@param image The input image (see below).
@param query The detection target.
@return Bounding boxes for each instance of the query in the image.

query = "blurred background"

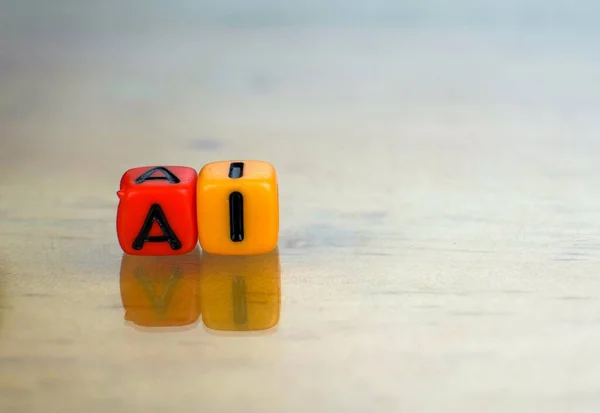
[2,1,599,174]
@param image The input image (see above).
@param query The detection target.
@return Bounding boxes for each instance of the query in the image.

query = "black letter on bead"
[133,204,182,251]
[229,192,244,242]
[228,162,244,179]
[135,167,180,184]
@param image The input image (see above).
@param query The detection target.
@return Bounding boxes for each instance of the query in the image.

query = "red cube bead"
[116,166,198,256]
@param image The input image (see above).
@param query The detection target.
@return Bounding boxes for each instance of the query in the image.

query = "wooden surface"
[2,2,600,412]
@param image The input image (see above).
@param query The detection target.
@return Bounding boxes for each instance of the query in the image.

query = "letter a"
[135,167,180,184]
[133,204,182,251]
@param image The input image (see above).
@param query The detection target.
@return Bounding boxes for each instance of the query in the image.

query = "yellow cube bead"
[197,160,279,255]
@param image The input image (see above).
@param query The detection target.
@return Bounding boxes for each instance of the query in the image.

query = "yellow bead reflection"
[200,249,280,332]
[119,248,202,328]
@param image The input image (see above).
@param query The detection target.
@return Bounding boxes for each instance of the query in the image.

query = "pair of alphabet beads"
[116,161,278,256]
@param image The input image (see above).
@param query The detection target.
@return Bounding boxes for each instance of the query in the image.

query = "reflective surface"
[200,249,281,333]
[119,249,202,330]
[118,248,280,332]
[2,2,600,412]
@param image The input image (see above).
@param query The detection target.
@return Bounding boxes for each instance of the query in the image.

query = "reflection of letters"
[200,250,281,332]
[134,267,182,316]
[133,204,181,251]
[119,249,202,328]
[232,276,248,325]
